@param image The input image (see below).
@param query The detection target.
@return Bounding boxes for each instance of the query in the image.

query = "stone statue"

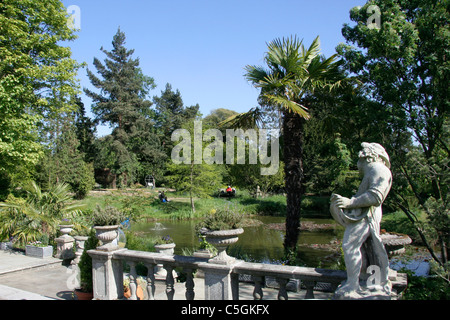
[330,142,392,299]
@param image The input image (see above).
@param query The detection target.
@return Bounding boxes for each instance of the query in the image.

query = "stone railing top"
[107,248,347,283]
[233,261,347,283]
[112,249,209,268]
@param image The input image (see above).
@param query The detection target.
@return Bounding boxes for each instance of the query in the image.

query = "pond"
[129,216,345,268]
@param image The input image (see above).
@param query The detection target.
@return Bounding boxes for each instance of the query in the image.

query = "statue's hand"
[332,195,353,209]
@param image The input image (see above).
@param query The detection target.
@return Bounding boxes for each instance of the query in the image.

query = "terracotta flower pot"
[74,289,93,300]
[124,285,144,300]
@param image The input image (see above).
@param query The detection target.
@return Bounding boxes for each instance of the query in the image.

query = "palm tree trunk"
[282,110,305,257]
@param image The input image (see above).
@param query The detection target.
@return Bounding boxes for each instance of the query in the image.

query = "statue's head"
[358,142,390,169]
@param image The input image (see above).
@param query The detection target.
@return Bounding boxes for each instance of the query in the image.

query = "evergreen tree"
[74,97,97,163]
[35,115,95,199]
[153,83,200,155]
[85,27,155,131]
[84,27,163,187]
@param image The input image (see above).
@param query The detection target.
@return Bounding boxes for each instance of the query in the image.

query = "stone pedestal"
[88,249,125,300]
[199,262,239,300]
[56,225,75,260]
[55,235,75,260]
[193,250,214,278]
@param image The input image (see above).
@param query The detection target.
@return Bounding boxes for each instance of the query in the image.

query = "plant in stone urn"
[153,235,176,279]
[154,235,175,253]
[195,207,244,265]
[91,205,127,252]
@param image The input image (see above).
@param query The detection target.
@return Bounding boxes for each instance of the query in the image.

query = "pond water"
[129,216,345,268]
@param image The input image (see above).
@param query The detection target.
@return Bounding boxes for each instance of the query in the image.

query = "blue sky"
[62,0,365,137]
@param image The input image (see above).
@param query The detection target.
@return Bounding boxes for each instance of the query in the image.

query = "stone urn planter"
[154,242,176,280]
[72,235,89,265]
[381,232,412,257]
[202,228,244,265]
[154,242,176,255]
[91,205,127,252]
[59,224,74,236]
[94,225,120,252]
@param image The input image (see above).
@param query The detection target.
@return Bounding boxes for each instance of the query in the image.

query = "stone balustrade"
[87,248,360,300]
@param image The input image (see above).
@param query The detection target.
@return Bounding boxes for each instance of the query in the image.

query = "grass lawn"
[75,187,332,222]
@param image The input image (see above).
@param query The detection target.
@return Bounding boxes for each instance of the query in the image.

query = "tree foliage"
[0,0,81,178]
[337,0,449,266]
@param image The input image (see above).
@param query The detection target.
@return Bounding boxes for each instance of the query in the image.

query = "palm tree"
[0,182,84,245]
[223,36,345,259]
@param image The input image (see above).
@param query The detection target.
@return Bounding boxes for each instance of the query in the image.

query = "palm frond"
[263,94,310,119]
[301,35,321,66]
[244,35,349,120]
[244,65,270,86]
[219,107,264,129]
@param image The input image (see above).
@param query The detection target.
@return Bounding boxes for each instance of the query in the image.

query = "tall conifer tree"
[85,28,163,187]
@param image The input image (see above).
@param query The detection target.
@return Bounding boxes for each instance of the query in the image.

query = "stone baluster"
[164,264,175,300]
[303,280,316,299]
[128,261,138,300]
[252,276,264,300]
[276,278,288,300]
[231,273,240,300]
[184,268,195,300]
[145,262,156,300]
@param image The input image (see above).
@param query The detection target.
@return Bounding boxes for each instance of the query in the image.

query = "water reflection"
[130,216,344,268]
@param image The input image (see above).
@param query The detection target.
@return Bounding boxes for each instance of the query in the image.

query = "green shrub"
[78,229,99,292]
[402,269,449,300]
[91,205,127,226]
[71,162,95,200]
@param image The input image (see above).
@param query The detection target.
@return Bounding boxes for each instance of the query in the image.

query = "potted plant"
[91,205,127,252]
[74,229,98,300]
[0,236,12,251]
[153,235,176,279]
[195,207,244,265]
[154,235,175,254]
[123,276,145,300]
